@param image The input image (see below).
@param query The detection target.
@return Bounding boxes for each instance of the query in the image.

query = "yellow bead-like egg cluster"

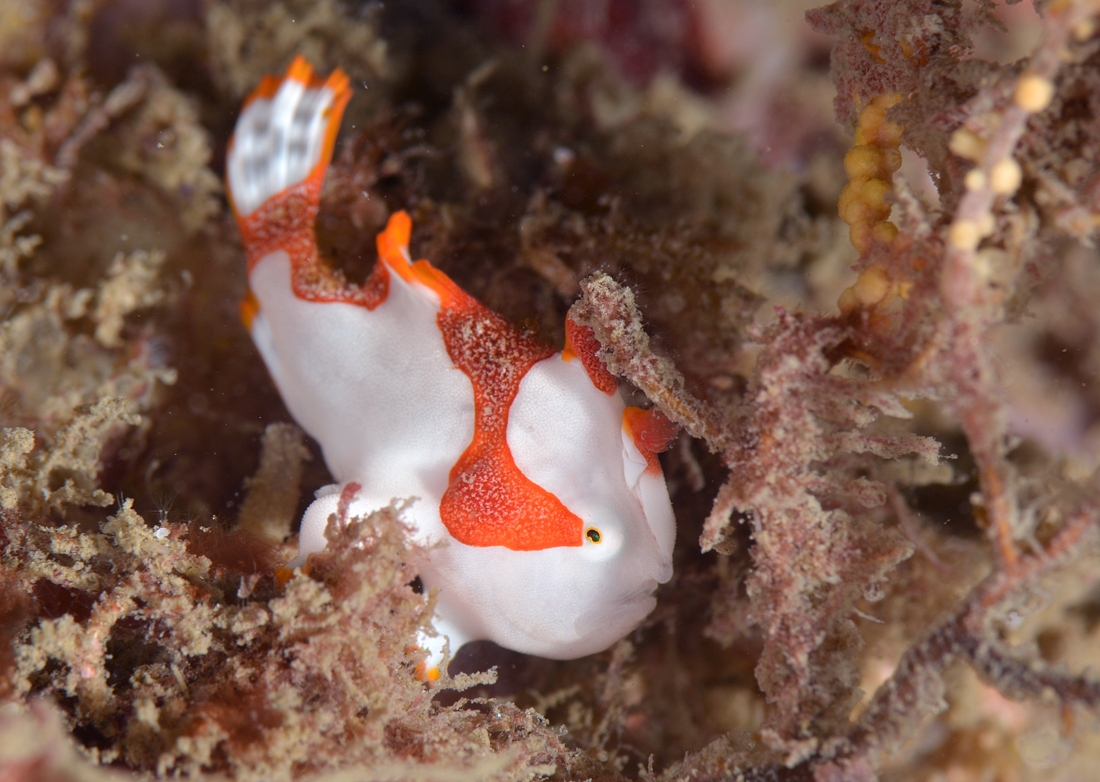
[838,93,904,256]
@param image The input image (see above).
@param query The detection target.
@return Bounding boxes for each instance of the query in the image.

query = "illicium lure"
[226,57,677,671]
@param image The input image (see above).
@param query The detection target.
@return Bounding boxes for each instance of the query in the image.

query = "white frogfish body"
[226,58,677,670]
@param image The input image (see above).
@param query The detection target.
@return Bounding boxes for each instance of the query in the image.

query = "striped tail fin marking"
[227,55,351,222]
[228,58,392,317]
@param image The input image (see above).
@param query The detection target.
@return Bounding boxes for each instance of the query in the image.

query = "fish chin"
[653,554,673,584]
[572,580,659,640]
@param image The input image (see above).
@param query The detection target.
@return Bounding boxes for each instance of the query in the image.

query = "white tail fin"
[226,57,351,218]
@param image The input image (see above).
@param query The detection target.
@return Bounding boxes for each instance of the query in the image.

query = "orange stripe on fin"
[376,210,412,268]
[377,211,466,307]
[285,54,314,85]
[279,56,353,195]
[242,55,351,115]
[241,74,284,108]
[314,66,352,186]
[240,288,261,330]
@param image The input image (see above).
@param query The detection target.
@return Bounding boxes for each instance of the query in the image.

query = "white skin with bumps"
[227,61,676,668]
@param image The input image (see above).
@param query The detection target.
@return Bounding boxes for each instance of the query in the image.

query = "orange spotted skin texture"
[369,212,585,550]
[437,297,583,550]
[622,407,679,475]
[563,319,618,396]
[239,176,392,310]
[227,57,677,664]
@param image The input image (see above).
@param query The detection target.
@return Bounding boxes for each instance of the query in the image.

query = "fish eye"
[585,527,602,544]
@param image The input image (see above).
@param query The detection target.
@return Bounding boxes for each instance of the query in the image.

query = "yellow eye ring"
[585,527,602,544]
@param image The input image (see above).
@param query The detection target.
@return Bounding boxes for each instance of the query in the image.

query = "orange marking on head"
[438,294,583,549]
[858,29,887,64]
[372,213,583,549]
[240,288,261,330]
[623,407,678,475]
[374,211,582,550]
[563,317,617,395]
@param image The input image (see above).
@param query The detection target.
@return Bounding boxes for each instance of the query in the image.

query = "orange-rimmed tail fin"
[226,56,353,222]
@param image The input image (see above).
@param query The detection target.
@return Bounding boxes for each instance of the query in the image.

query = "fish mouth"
[573,580,659,638]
